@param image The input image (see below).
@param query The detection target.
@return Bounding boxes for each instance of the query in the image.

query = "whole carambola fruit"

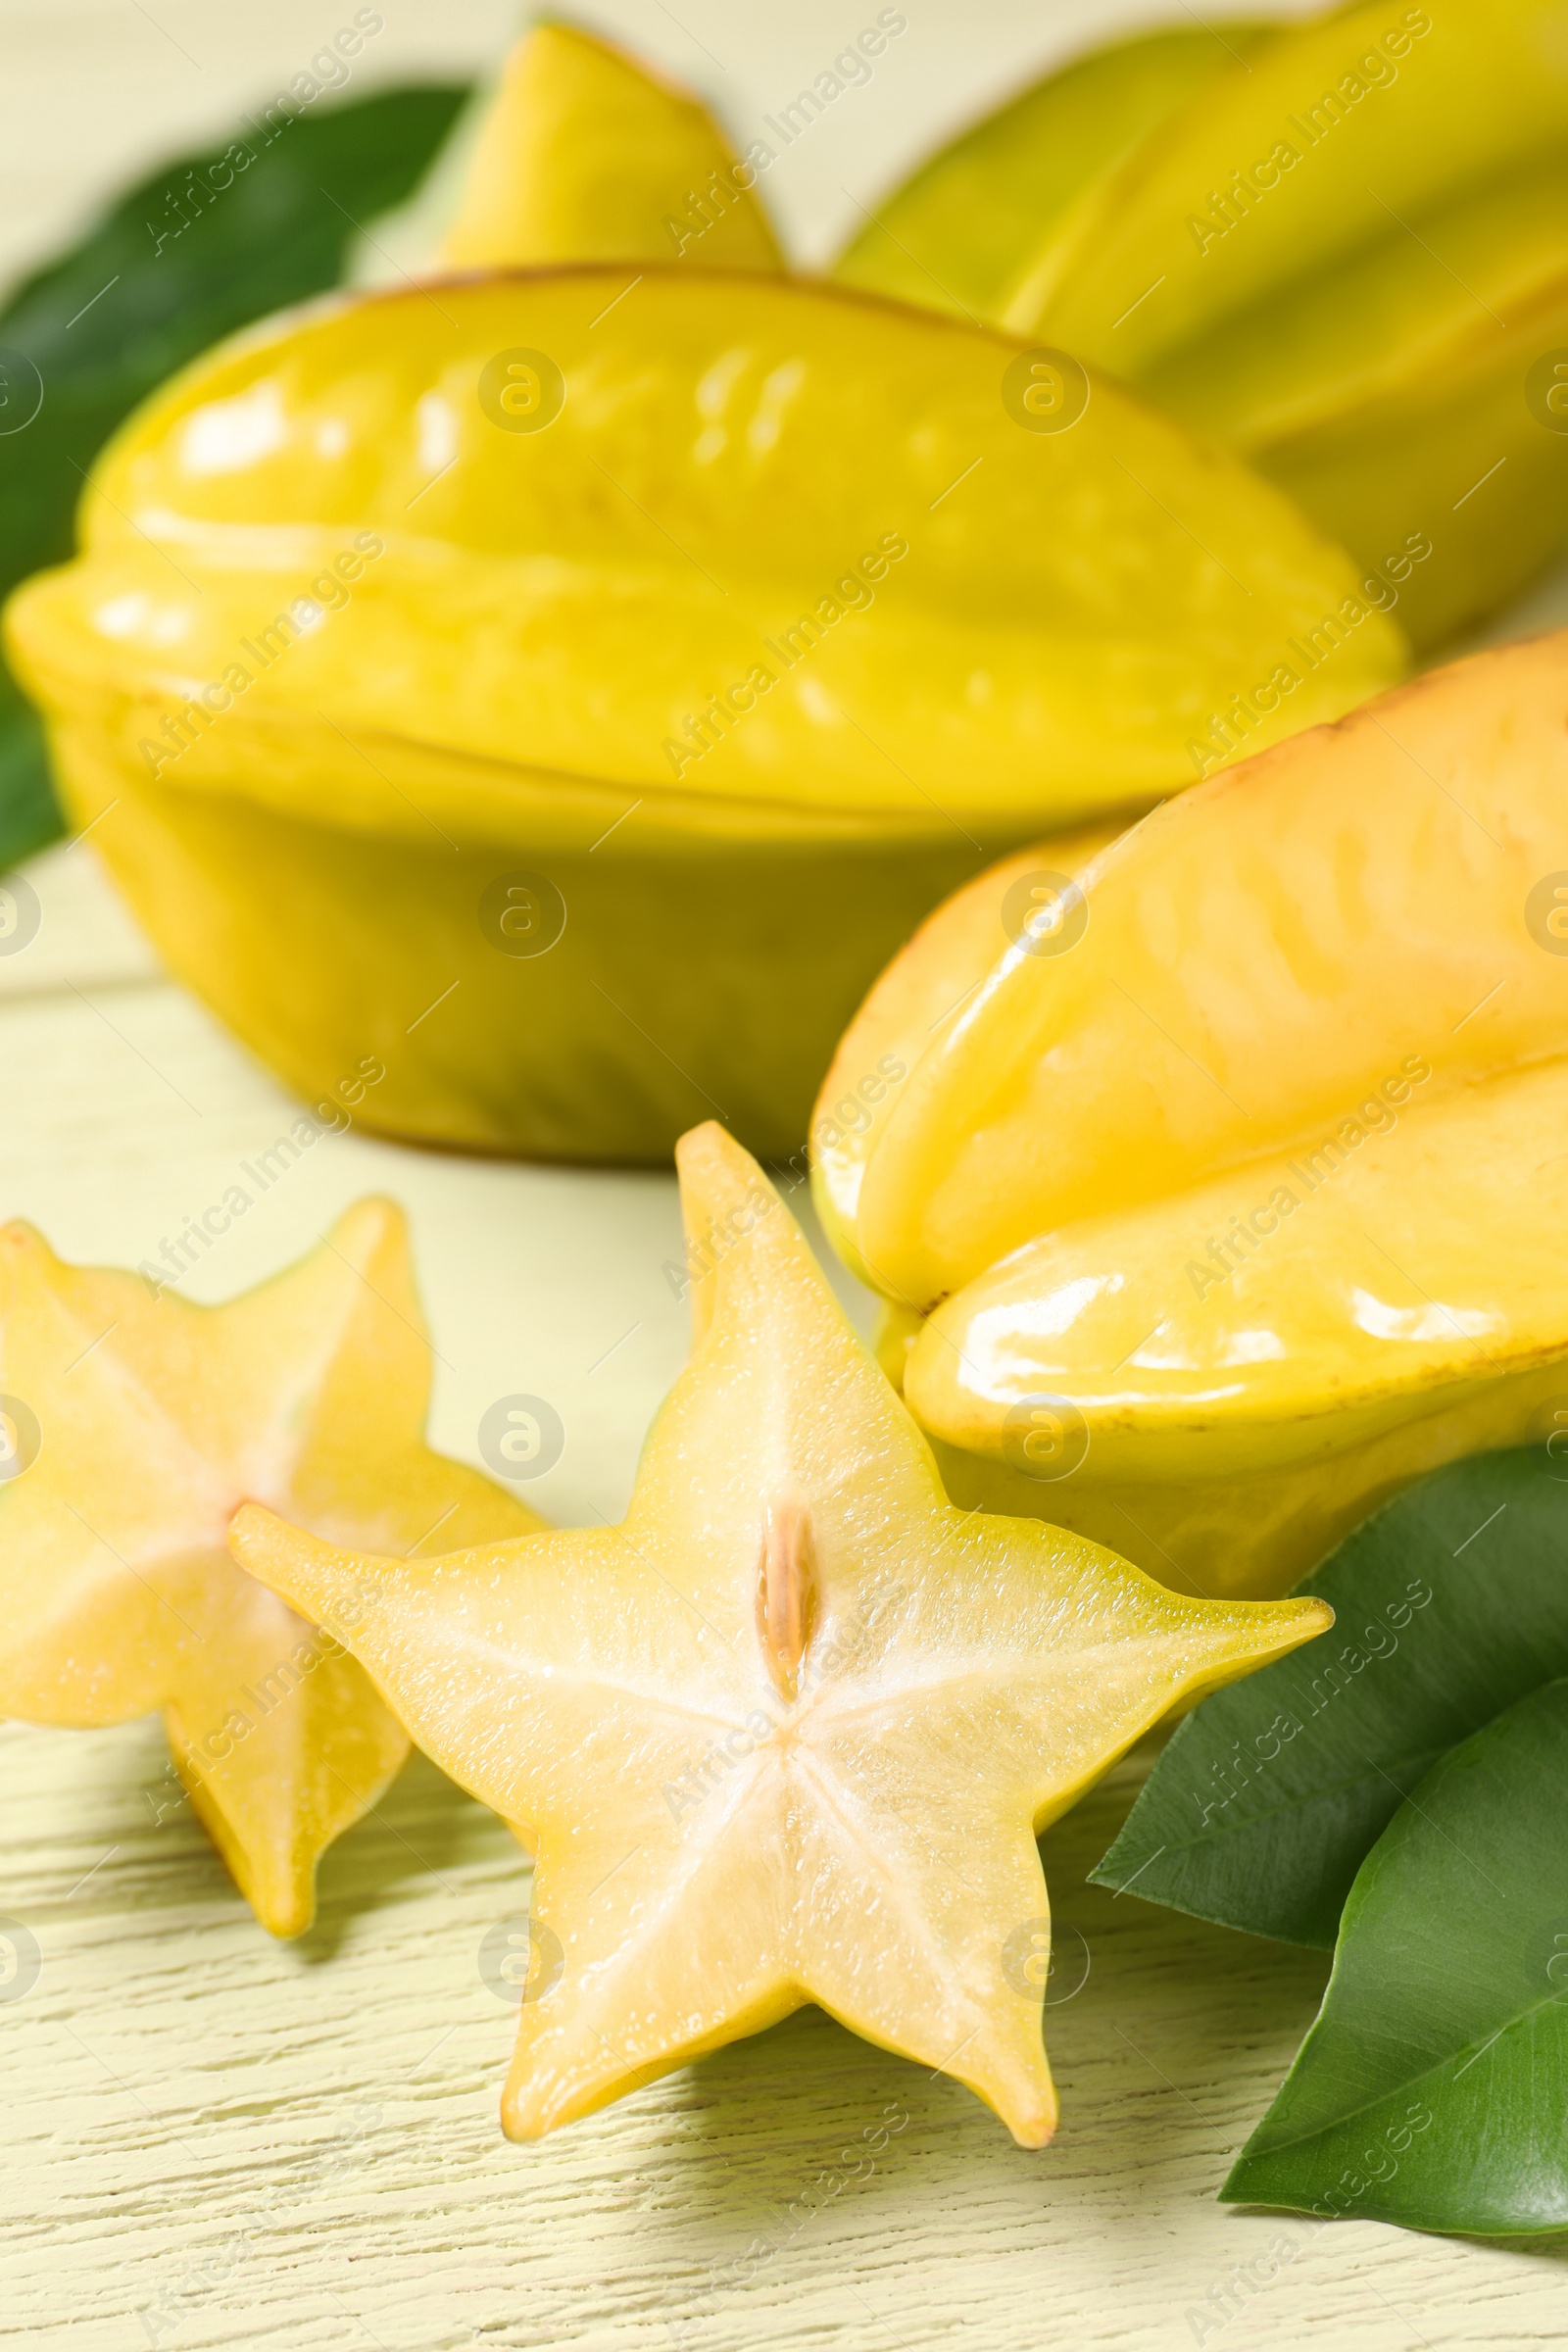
[834,19,1280,323]
[838,0,1568,652]
[4,269,1398,1164]
[814,631,1568,1598]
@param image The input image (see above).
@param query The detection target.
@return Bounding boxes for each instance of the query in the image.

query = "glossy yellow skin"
[6,271,1399,1163]
[840,0,1568,648]
[926,1373,1568,1603]
[441,23,783,274]
[0,1201,541,1935]
[1027,0,1568,368]
[232,1126,1326,2140]
[834,21,1277,320]
[819,630,1568,1596]
[858,633,1568,1309]
[876,1324,1568,1603]
[912,1060,1568,1482]
[810,818,1131,1287]
[1137,156,1568,652]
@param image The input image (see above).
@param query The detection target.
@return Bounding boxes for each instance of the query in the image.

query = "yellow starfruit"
[0,1200,541,1934]
[230,1125,1327,2140]
[5,267,1400,1164]
[810,817,1128,1288]
[837,0,1568,649]
[816,629,1568,1597]
[441,22,783,274]
[834,20,1278,321]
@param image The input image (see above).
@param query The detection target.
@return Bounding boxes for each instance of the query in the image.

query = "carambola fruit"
[837,0,1568,649]
[0,1201,541,1933]
[816,630,1568,1597]
[231,1126,1328,2137]
[5,266,1400,1163]
[439,22,783,276]
[834,20,1278,323]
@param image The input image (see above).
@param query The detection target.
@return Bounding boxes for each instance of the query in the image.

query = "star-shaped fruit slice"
[233,1129,1327,2138]
[0,1200,542,1935]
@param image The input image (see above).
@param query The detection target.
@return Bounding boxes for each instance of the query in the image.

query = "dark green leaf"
[0,79,467,861]
[1091,1446,1568,1946]
[1222,1679,1568,2234]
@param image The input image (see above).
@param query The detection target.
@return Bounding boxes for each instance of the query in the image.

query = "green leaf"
[0,79,468,864]
[0,669,56,870]
[1091,1446,1568,1947]
[1223,1679,1568,2234]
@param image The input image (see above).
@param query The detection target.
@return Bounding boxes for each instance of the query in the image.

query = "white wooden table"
[4,5,1568,2345]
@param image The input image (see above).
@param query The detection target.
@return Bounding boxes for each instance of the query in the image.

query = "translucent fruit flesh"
[0,1200,541,1934]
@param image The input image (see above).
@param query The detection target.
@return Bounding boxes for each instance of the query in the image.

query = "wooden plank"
[1,1726,1554,2349]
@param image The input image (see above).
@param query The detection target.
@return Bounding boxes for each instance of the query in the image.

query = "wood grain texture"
[3,1719,1560,2351]
[5,3,1568,2343]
